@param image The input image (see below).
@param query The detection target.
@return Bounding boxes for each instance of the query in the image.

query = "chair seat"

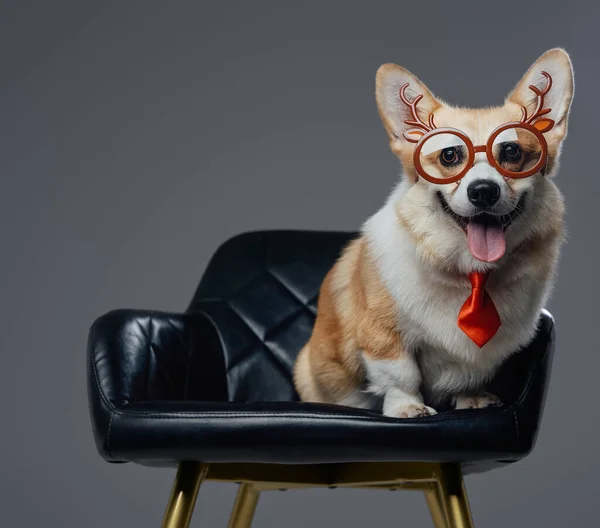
[87,230,555,474]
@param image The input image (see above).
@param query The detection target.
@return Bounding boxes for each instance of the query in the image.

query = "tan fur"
[294,239,407,403]
[294,49,573,416]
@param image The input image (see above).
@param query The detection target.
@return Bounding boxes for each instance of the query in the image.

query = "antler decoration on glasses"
[399,83,437,143]
[398,71,555,142]
[519,71,555,132]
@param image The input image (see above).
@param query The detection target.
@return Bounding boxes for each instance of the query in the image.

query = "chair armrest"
[87,309,227,461]
[487,309,556,458]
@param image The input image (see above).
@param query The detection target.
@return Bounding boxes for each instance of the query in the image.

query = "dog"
[293,49,574,418]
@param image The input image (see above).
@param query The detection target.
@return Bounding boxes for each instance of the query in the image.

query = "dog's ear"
[506,48,574,141]
[375,63,441,146]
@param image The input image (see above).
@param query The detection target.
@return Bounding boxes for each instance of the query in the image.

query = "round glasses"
[413,122,549,185]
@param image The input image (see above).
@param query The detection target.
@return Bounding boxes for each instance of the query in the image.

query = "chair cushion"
[88,230,555,472]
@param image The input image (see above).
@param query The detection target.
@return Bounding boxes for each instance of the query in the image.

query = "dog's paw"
[389,403,438,418]
[454,392,502,410]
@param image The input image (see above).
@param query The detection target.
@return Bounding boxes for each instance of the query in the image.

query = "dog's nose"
[467,180,501,208]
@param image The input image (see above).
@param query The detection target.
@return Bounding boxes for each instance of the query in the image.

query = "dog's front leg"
[363,351,437,418]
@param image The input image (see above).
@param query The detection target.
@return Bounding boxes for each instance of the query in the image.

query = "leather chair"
[87,230,555,528]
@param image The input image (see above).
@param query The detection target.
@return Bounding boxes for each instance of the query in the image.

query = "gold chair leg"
[436,464,474,528]
[425,486,449,528]
[227,483,260,528]
[161,462,209,528]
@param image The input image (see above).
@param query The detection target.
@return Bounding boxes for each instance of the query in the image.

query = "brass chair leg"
[425,486,449,528]
[436,464,475,528]
[227,483,260,528]
[161,462,209,528]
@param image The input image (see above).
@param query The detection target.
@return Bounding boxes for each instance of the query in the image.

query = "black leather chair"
[87,230,555,528]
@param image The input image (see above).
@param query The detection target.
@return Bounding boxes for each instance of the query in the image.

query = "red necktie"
[458,271,501,348]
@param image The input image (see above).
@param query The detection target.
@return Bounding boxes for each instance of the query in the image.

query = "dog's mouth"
[436,192,525,263]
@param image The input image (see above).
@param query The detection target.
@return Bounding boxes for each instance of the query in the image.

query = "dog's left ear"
[506,48,574,141]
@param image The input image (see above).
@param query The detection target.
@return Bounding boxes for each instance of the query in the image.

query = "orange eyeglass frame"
[401,71,556,185]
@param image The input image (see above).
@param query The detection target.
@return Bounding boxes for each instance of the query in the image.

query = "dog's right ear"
[375,64,441,147]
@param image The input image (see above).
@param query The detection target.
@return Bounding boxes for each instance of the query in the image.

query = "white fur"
[362,353,421,395]
[362,354,437,416]
[362,180,557,406]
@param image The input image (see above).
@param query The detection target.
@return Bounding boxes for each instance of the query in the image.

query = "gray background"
[1,1,597,526]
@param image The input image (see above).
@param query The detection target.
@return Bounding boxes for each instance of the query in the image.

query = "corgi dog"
[293,49,574,418]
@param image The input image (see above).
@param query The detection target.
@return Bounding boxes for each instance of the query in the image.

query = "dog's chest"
[396,271,538,353]
[366,221,546,397]
[392,270,543,398]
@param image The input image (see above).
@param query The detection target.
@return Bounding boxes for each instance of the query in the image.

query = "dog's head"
[375,49,574,272]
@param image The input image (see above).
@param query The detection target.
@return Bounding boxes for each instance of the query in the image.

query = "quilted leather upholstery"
[187,230,354,403]
[88,230,555,471]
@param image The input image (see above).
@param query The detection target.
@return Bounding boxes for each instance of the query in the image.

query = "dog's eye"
[440,148,459,166]
[501,142,522,161]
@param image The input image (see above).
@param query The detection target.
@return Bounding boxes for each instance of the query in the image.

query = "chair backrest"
[188,230,356,403]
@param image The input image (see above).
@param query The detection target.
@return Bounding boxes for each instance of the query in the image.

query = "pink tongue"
[467,221,506,262]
